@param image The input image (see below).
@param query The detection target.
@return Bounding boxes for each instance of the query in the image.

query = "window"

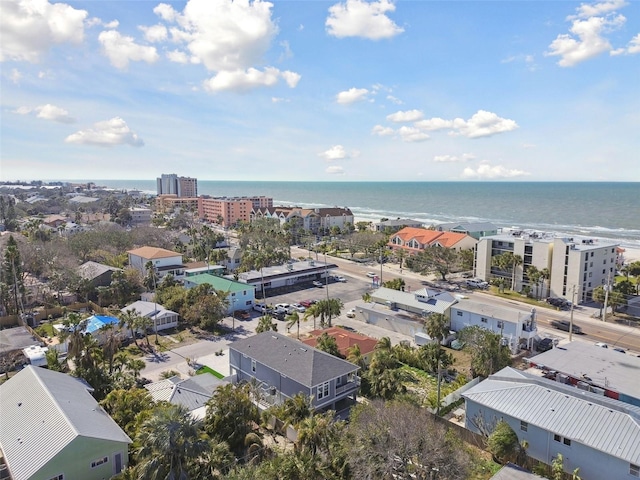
[553,434,561,442]
[481,317,488,323]
[563,437,571,446]
[317,381,330,400]
[497,321,504,329]
[251,359,256,373]
[630,464,640,477]
[457,311,463,316]
[553,434,571,446]
[91,457,108,468]
[520,420,528,432]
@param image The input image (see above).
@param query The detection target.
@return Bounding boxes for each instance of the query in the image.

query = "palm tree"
[374,336,392,353]
[296,411,341,458]
[510,254,523,291]
[256,315,277,333]
[303,304,320,330]
[118,308,142,348]
[100,323,122,374]
[314,297,343,327]
[286,311,301,339]
[527,266,542,299]
[540,268,551,298]
[346,344,367,370]
[426,312,450,414]
[135,404,209,480]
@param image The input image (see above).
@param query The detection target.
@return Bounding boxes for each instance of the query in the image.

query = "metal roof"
[527,341,640,402]
[145,373,227,414]
[83,314,119,334]
[229,332,359,387]
[184,273,254,293]
[463,367,640,465]
[0,366,131,480]
[371,287,458,315]
[452,299,535,324]
[123,300,178,319]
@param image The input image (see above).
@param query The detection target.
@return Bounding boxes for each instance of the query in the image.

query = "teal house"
[183,273,256,314]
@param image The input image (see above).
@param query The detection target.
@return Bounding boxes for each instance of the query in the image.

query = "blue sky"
[1,0,638,182]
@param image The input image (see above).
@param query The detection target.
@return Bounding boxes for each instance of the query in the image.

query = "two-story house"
[228,332,360,415]
[449,299,537,352]
[127,246,185,281]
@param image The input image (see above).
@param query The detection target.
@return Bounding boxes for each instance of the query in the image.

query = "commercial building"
[129,206,152,226]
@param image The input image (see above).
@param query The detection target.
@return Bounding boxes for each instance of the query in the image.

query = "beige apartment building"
[155,194,200,214]
[475,233,618,303]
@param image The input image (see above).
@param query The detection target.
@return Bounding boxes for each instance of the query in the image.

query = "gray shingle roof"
[78,260,120,280]
[463,367,640,465]
[0,366,131,480]
[230,332,358,387]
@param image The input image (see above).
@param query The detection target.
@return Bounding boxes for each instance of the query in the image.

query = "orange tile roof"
[390,227,468,249]
[127,246,182,259]
[302,326,378,357]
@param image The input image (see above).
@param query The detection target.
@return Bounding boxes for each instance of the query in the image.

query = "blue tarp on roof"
[84,315,119,334]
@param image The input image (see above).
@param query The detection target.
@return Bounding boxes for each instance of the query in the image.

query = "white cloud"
[326,0,404,40]
[371,125,394,136]
[167,49,190,63]
[139,24,168,43]
[414,117,454,131]
[433,153,475,163]
[65,117,144,147]
[9,68,22,84]
[387,109,423,123]
[336,87,369,104]
[281,70,301,88]
[386,95,403,105]
[398,126,429,142]
[0,0,88,62]
[103,20,120,29]
[460,163,530,179]
[449,110,518,138]
[203,67,298,92]
[153,3,179,22]
[98,30,159,69]
[153,0,278,72]
[547,0,630,66]
[271,97,290,103]
[611,33,640,56]
[319,145,349,161]
[570,0,627,20]
[326,165,345,175]
[15,104,75,123]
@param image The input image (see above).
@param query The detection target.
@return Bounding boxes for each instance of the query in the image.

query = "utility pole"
[568,285,576,342]
[602,273,611,322]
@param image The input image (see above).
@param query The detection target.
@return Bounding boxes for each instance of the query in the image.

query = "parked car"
[253,303,269,313]
[613,347,626,354]
[291,303,306,313]
[595,342,608,348]
[537,338,554,352]
[346,308,356,318]
[274,303,291,314]
[366,272,377,278]
[334,276,347,283]
[550,320,582,334]
[300,299,314,308]
[312,281,324,288]
[466,279,488,289]
[546,297,571,309]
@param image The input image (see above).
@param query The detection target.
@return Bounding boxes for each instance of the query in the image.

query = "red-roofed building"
[301,327,378,365]
[388,227,476,254]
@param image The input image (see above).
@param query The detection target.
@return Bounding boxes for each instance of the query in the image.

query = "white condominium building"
[475,233,618,303]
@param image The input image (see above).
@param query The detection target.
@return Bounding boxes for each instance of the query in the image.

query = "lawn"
[196,366,224,379]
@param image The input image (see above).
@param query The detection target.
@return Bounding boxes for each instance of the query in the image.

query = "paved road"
[141,248,639,380]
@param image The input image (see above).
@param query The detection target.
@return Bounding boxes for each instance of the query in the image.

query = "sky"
[1,0,639,182]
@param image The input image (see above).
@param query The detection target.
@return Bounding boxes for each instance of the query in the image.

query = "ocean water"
[98,181,640,249]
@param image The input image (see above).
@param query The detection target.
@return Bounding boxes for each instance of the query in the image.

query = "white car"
[346,308,356,318]
[595,342,608,348]
[291,303,306,313]
[274,303,291,314]
[334,276,347,282]
[366,272,377,278]
[253,303,268,313]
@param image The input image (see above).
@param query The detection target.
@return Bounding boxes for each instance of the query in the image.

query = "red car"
[300,299,316,308]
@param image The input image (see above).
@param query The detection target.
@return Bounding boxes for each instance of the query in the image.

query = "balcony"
[336,377,360,396]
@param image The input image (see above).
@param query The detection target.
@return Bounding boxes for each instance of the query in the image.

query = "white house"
[122,300,179,332]
[463,367,640,480]
[449,299,537,352]
[0,366,131,480]
[127,246,185,280]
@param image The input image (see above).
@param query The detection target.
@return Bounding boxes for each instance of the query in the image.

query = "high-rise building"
[156,174,198,198]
